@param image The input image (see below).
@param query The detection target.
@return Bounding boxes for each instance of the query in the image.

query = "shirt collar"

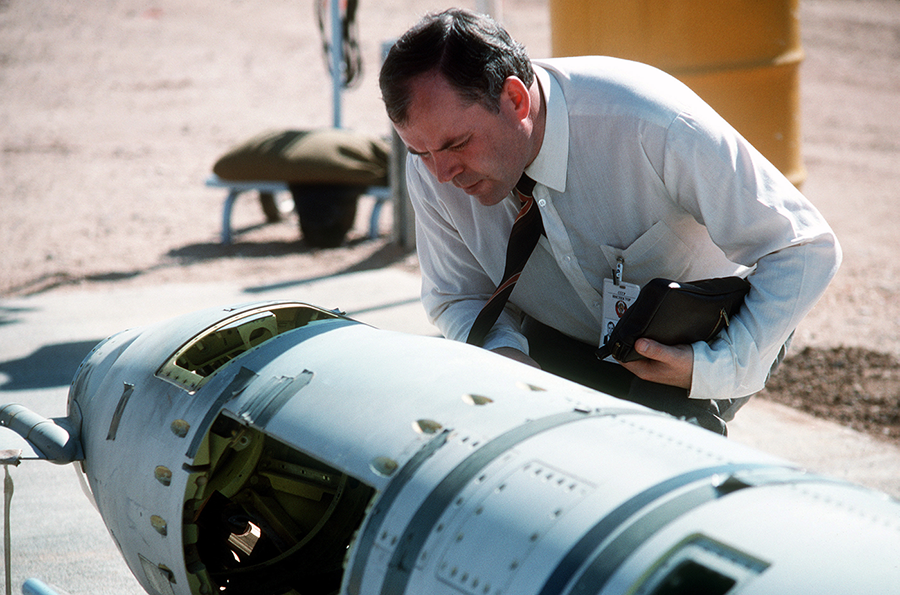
[523,62,569,193]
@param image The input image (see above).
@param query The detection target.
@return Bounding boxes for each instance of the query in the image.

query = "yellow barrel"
[549,0,805,186]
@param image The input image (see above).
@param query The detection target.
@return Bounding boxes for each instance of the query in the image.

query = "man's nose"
[431,152,464,184]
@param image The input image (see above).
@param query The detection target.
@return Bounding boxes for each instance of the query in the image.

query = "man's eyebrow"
[407,135,469,157]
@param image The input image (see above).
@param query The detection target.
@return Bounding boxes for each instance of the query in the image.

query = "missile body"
[9,301,900,594]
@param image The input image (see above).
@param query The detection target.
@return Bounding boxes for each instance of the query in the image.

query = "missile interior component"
[155,303,344,392]
[184,415,374,594]
[7,300,898,595]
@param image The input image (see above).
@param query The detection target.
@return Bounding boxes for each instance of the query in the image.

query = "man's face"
[395,73,530,206]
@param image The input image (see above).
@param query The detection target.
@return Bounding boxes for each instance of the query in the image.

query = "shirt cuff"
[481,328,530,355]
[690,340,764,401]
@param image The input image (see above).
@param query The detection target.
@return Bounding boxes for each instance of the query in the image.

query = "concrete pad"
[729,397,900,498]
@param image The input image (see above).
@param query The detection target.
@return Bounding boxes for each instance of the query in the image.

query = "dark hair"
[379,8,534,125]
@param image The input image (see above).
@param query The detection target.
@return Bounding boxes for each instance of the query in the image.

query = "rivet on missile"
[413,419,443,434]
[516,382,547,392]
[462,394,493,406]
[151,515,168,536]
[154,466,172,486]
[170,419,190,438]
[370,456,398,477]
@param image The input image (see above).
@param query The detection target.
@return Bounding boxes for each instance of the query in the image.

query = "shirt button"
[538,199,547,207]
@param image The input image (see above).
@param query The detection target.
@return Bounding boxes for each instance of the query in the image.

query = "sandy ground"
[1,0,899,424]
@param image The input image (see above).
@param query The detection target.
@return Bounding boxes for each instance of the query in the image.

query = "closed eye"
[448,137,470,151]
[408,135,471,158]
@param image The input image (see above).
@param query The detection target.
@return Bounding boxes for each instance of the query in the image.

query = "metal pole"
[3,467,11,595]
[330,0,343,128]
[381,40,414,249]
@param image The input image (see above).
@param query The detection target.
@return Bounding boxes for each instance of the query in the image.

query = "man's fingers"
[622,339,693,389]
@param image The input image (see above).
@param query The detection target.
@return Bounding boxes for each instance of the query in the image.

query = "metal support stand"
[330,0,343,128]
[2,451,20,595]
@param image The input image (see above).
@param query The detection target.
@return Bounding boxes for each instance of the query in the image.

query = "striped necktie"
[466,173,543,347]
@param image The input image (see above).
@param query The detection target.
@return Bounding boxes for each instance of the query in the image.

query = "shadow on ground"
[0,340,102,391]
[4,233,414,298]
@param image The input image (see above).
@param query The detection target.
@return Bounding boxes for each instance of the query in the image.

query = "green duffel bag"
[212,128,389,187]
[212,128,390,247]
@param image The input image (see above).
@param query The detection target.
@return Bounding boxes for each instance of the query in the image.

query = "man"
[379,9,840,433]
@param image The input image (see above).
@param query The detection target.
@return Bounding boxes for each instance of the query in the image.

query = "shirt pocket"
[600,220,693,286]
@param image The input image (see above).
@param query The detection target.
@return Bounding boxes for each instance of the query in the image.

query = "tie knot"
[515,173,536,199]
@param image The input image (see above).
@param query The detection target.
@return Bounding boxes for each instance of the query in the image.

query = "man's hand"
[620,339,693,390]
[490,347,542,369]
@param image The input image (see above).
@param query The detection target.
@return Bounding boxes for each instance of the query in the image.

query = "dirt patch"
[762,346,900,446]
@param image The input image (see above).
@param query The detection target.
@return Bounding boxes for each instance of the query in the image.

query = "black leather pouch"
[595,276,751,363]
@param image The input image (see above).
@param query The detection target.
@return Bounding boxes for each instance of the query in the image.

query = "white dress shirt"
[407,56,841,400]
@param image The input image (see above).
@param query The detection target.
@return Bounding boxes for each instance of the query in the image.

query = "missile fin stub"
[106,382,134,441]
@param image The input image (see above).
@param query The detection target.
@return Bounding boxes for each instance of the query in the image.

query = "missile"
[4,300,900,595]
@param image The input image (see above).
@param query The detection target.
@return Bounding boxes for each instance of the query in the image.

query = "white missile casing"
[15,300,900,595]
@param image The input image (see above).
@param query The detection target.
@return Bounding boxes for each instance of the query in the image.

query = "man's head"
[379,8,534,126]
[379,9,543,206]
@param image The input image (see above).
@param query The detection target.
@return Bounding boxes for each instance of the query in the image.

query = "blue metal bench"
[206,174,390,244]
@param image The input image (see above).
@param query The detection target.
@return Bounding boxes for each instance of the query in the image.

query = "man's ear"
[501,76,531,120]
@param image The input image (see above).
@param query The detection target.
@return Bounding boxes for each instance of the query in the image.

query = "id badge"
[600,278,641,363]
